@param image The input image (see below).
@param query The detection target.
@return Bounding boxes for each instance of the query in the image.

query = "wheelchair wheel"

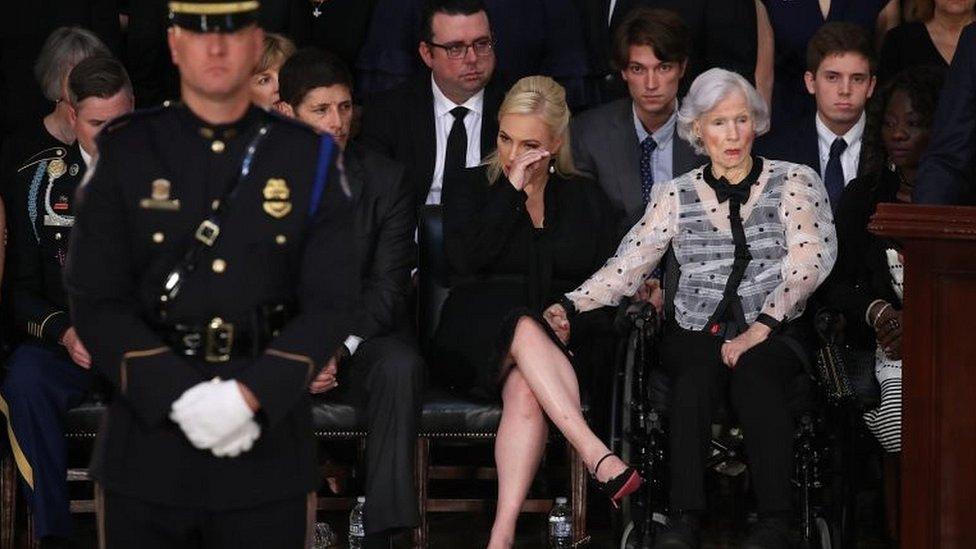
[813,516,832,549]
[619,512,668,549]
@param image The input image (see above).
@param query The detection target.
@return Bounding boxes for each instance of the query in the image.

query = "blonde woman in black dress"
[435,75,642,548]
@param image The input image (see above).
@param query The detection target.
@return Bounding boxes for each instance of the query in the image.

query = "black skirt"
[431,279,574,401]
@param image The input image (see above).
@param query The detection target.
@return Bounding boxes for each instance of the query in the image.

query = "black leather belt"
[155,303,292,363]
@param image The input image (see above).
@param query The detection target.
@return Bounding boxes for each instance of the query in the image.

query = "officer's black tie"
[444,106,469,189]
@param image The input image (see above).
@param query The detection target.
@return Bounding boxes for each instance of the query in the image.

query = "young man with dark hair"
[278,48,423,547]
[760,21,876,209]
[360,0,504,207]
[1,54,133,549]
[573,7,701,234]
[571,7,703,317]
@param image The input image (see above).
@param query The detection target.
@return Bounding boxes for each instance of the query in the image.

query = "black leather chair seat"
[418,387,501,436]
[310,387,503,437]
[64,395,107,438]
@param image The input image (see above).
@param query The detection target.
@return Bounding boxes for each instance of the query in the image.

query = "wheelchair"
[608,304,856,549]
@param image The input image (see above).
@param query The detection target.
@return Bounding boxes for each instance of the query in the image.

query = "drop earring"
[548,160,555,174]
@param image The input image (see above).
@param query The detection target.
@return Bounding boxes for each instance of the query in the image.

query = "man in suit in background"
[759,22,876,210]
[278,48,423,549]
[914,23,976,205]
[573,0,759,104]
[572,7,702,236]
[359,0,504,208]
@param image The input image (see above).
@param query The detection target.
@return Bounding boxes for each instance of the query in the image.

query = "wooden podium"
[869,204,976,548]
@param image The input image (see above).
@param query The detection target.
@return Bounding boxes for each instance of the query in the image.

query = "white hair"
[676,68,770,155]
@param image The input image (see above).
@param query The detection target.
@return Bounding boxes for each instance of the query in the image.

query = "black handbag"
[813,309,881,409]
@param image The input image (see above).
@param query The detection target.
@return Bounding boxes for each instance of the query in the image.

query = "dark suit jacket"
[570,97,703,233]
[914,23,976,205]
[821,169,903,350]
[359,74,506,208]
[756,114,821,175]
[343,143,416,340]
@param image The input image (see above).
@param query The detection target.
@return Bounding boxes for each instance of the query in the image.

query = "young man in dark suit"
[914,23,976,205]
[359,0,505,208]
[278,48,423,549]
[759,22,876,210]
[572,7,703,236]
[572,8,703,313]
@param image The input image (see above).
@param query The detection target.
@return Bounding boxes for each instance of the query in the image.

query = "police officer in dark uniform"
[0,55,133,549]
[63,1,356,547]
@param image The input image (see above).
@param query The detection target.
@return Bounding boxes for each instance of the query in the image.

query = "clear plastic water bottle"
[348,496,366,549]
[548,496,572,548]
[312,521,337,548]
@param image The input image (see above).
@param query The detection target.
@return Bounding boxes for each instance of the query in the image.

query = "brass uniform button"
[212,258,227,273]
[212,199,220,210]
[275,234,287,245]
[54,232,62,241]
[152,232,165,243]
[211,140,225,153]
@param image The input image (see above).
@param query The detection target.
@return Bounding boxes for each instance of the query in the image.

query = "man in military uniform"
[63,1,356,547]
[0,55,133,549]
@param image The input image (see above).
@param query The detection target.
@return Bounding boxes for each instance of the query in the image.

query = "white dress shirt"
[427,75,485,205]
[815,112,865,187]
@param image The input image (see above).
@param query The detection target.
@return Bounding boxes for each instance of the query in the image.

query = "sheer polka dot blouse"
[565,158,837,331]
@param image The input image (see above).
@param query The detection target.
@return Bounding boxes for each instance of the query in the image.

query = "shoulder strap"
[308,135,336,218]
[156,124,271,320]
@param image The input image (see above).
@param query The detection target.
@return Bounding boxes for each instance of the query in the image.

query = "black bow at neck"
[702,157,763,204]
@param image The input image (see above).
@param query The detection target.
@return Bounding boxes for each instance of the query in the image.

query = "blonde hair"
[256,32,296,74]
[484,75,578,183]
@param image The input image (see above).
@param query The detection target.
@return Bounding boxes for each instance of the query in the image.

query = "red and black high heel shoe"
[591,452,643,508]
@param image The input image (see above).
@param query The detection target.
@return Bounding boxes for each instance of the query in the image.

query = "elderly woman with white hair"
[545,68,837,548]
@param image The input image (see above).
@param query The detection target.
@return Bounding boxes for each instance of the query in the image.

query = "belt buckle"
[205,317,234,363]
[195,220,220,246]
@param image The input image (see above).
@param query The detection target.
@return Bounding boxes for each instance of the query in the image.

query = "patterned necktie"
[824,137,848,209]
[639,136,657,204]
[444,106,469,189]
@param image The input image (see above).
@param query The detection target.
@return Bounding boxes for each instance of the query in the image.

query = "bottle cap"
[357,496,366,503]
[554,497,568,505]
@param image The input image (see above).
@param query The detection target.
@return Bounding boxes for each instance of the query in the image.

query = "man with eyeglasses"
[361,0,505,208]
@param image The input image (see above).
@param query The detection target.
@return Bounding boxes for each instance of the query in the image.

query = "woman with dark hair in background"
[823,64,947,542]
[878,0,975,84]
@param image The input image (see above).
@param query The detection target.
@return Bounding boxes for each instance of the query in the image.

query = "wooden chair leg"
[1,457,15,549]
[412,438,430,549]
[568,445,588,544]
[25,509,38,549]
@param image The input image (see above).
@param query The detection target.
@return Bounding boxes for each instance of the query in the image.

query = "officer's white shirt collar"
[432,75,484,119]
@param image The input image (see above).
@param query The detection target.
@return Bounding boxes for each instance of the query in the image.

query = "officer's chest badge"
[47,158,67,180]
[262,178,292,218]
[139,178,181,211]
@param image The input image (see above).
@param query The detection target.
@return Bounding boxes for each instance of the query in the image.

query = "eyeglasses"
[427,38,494,59]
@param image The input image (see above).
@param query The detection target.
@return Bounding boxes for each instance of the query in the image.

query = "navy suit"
[755,115,821,175]
[914,24,976,205]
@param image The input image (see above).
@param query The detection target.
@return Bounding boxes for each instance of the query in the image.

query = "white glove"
[170,379,254,450]
[211,418,262,458]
